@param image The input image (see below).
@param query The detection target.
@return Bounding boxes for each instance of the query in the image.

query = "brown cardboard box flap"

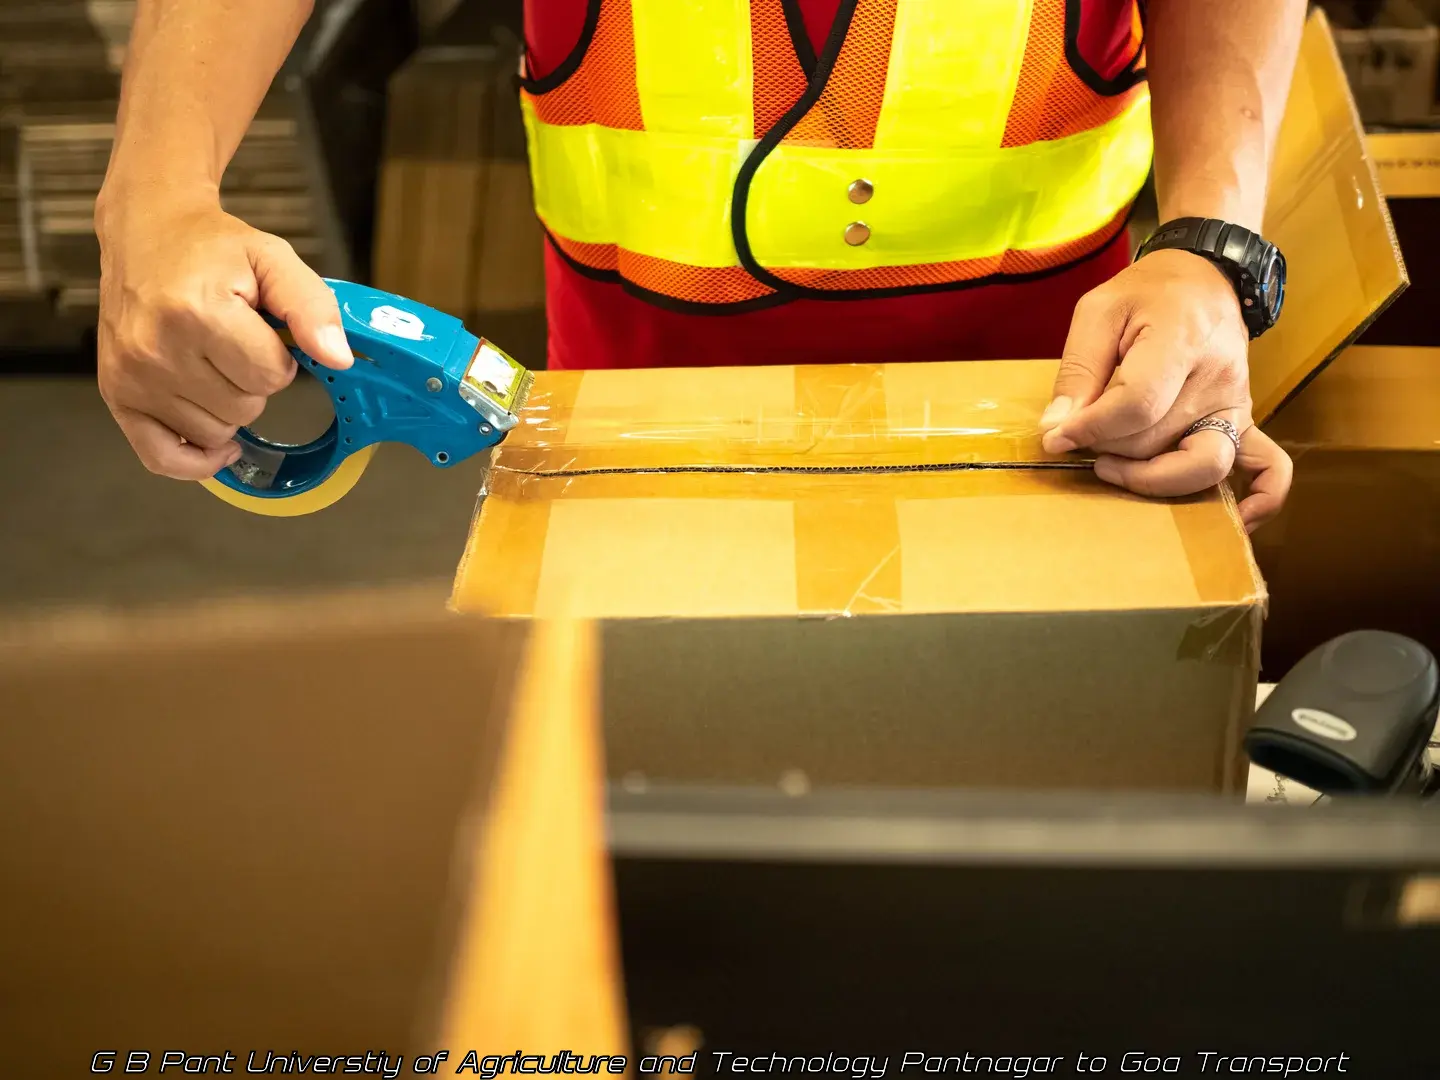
[1249,8,1408,422]
[1265,344,1440,450]
[0,588,520,1060]
[457,464,1262,619]
[0,591,629,1065]
[1252,130,1440,685]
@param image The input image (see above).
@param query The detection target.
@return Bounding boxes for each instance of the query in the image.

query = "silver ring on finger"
[1181,415,1241,454]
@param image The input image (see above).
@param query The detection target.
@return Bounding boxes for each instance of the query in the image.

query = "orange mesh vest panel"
[521,0,1151,311]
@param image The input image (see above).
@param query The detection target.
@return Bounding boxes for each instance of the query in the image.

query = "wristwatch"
[1135,217,1287,339]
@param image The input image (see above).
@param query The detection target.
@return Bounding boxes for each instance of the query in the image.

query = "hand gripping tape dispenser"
[201,280,533,516]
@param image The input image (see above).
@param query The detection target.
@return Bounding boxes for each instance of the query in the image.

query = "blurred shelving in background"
[0,0,419,371]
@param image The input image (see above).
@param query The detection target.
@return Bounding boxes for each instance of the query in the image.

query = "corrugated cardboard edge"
[449,467,496,616]
[1168,598,1263,795]
[426,618,630,1057]
[1177,482,1266,795]
[1226,481,1269,617]
[1259,7,1411,427]
[1226,479,1268,795]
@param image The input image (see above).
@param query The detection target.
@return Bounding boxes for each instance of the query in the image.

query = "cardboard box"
[1255,129,1440,673]
[1255,345,1440,673]
[458,361,1267,794]
[1248,11,1408,422]
[452,12,1405,796]
[0,591,627,1072]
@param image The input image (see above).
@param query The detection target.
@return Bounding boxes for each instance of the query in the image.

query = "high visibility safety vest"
[520,0,1152,311]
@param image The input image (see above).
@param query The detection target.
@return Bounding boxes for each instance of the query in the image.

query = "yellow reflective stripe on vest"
[529,94,1153,269]
[747,92,1152,268]
[524,0,1154,274]
[523,97,748,267]
[876,0,1033,150]
[631,0,753,138]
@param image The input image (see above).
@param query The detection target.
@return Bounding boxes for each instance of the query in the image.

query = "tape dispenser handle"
[212,286,381,501]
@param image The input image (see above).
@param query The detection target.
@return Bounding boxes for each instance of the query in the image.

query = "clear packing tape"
[486,360,1079,475]
[454,359,1267,637]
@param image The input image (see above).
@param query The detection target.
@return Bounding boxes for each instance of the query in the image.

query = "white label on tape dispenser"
[369,305,426,341]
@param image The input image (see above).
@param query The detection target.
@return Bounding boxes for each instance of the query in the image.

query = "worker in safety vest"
[95,0,1304,530]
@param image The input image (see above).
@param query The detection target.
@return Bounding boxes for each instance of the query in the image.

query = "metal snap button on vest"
[848,178,873,204]
[844,221,871,246]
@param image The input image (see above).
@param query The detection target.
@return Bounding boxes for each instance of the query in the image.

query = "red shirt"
[523,0,1131,370]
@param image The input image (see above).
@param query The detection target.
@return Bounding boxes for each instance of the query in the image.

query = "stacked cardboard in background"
[0,2,114,307]
[371,42,547,368]
[1324,0,1440,124]
[0,125,32,297]
[20,100,331,313]
[0,2,342,334]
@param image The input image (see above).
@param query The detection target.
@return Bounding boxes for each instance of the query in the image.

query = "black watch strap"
[1135,217,1286,339]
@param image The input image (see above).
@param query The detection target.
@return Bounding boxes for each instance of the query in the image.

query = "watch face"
[1262,252,1285,321]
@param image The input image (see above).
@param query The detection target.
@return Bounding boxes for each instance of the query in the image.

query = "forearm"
[98,0,314,223]
[1145,0,1306,230]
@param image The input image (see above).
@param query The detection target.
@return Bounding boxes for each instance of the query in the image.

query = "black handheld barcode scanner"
[1245,631,1440,797]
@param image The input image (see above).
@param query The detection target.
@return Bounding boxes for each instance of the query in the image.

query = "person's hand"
[1037,247,1291,533]
[95,192,354,480]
